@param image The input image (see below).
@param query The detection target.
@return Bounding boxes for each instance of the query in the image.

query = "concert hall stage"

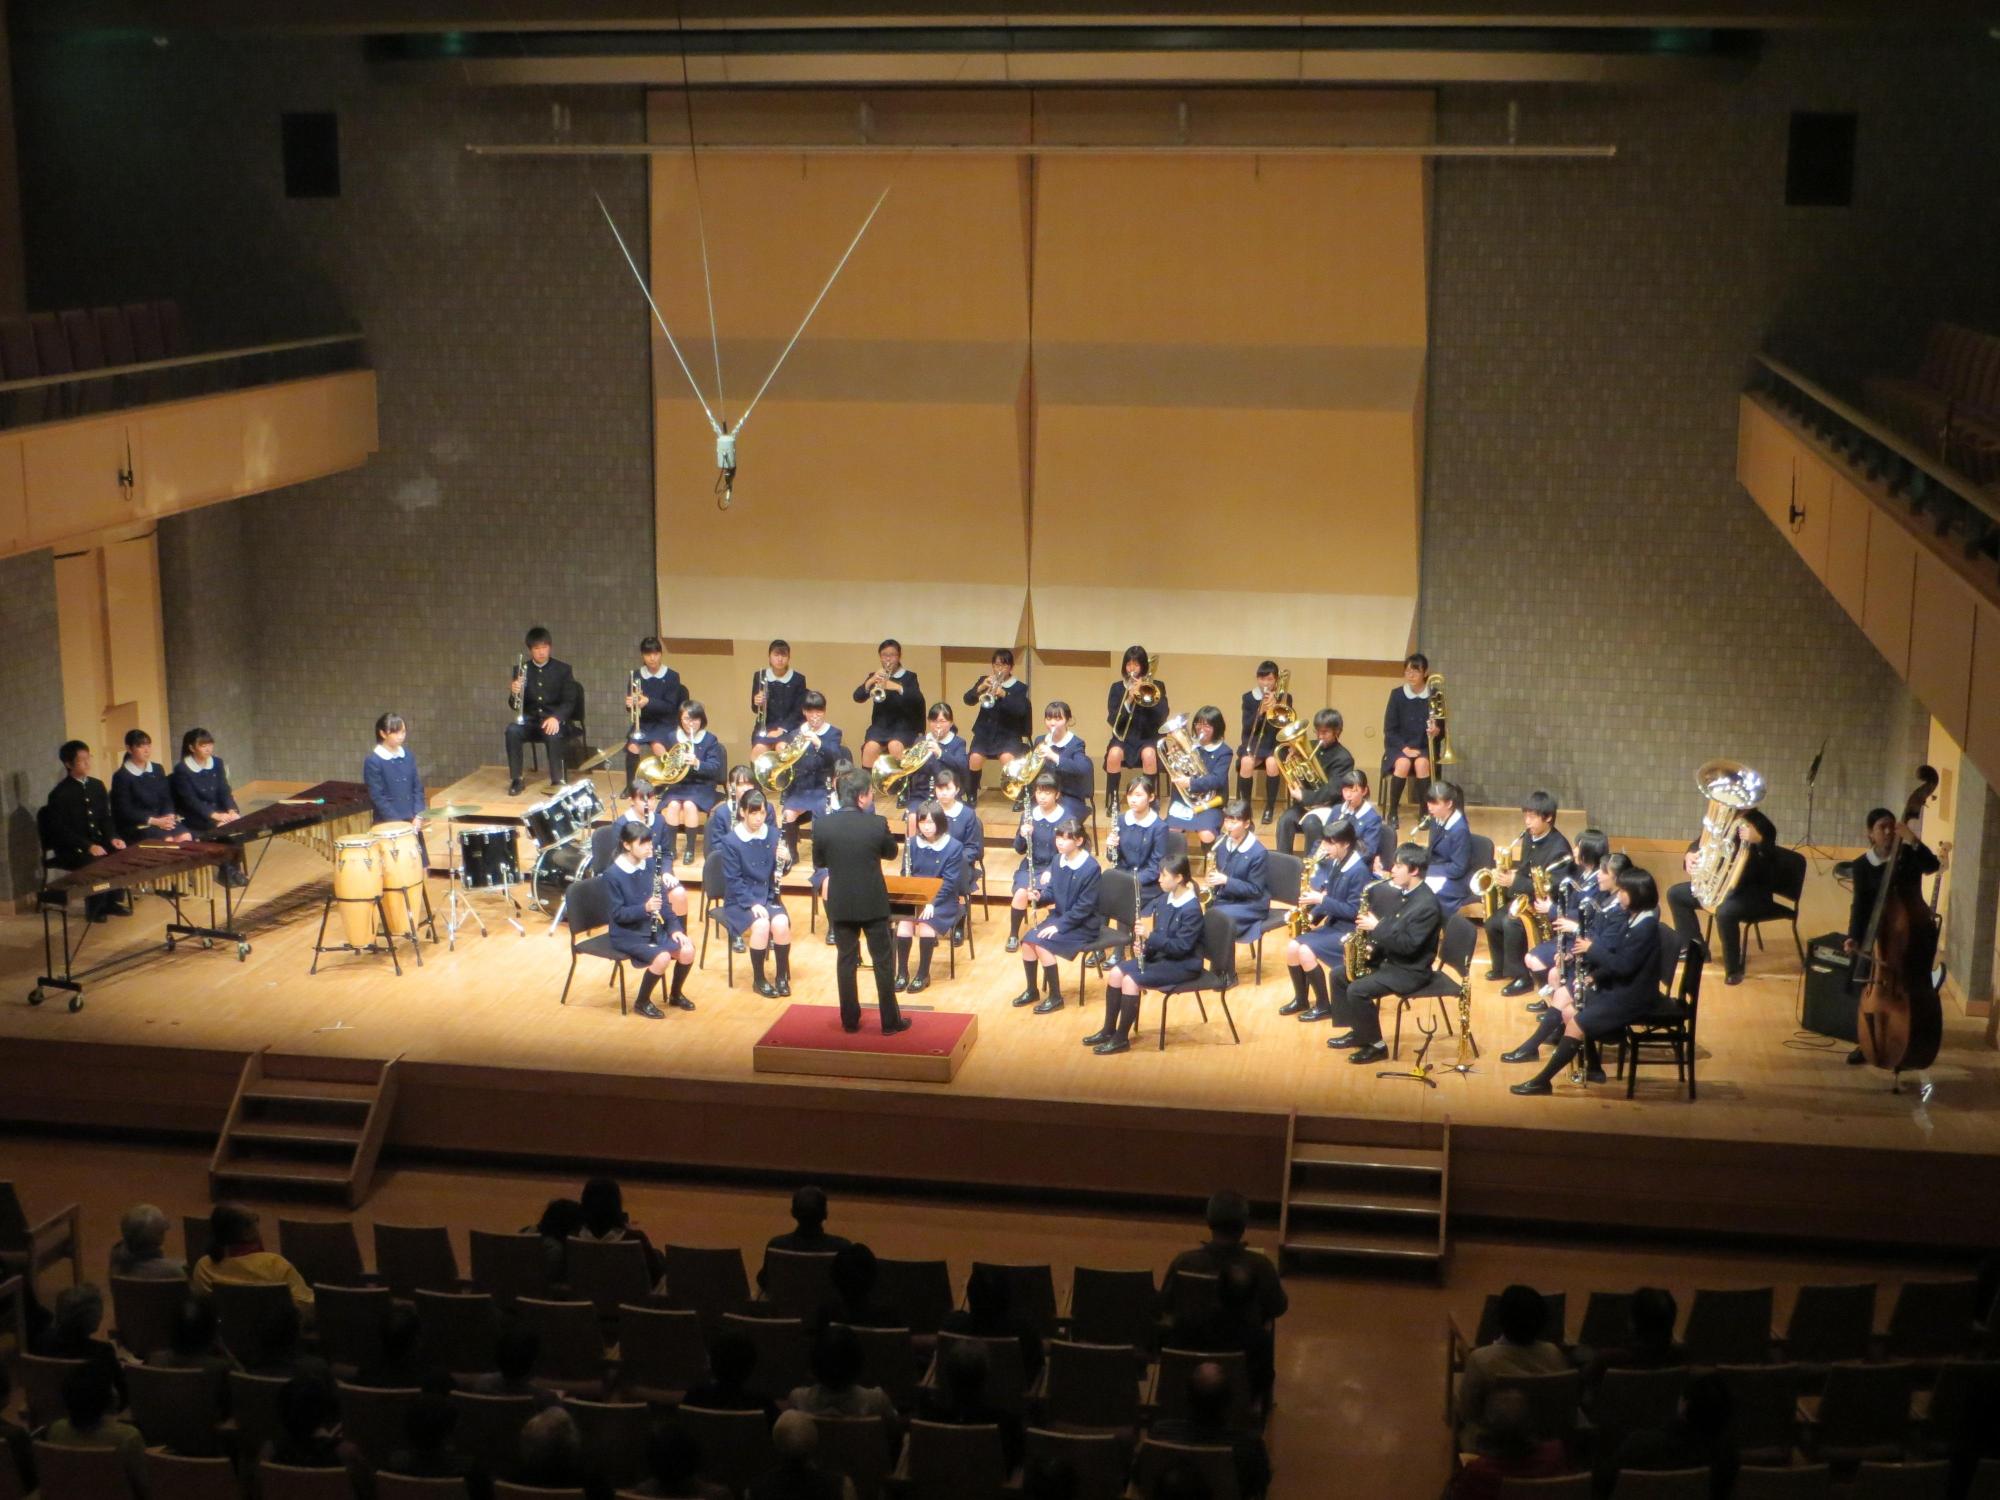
[4,784,1997,1252]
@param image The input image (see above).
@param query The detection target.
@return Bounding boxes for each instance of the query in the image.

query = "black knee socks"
[1516,1011,1561,1054]
[1305,967,1331,1012]
[966,766,984,804]
[1101,993,1119,1034]
[1264,773,1282,820]
[1010,905,1025,939]
[635,971,660,1008]
[1237,770,1256,805]
[751,947,767,982]
[1104,769,1121,814]
[1527,1035,1581,1087]
[1409,776,1430,815]
[1387,775,1407,821]
[1043,963,1061,999]
[1022,958,1039,991]
[896,934,912,977]
[917,937,936,980]
[1288,968,1307,1007]
[774,944,790,982]
[685,825,702,860]
[1115,992,1141,1037]
[669,961,689,999]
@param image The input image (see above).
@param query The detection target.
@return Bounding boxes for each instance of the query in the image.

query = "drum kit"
[433,802,528,949]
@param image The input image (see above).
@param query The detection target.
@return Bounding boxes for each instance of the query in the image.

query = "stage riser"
[5,1037,1997,1250]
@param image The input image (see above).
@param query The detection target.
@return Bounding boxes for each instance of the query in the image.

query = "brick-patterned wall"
[1423,32,1998,839]
[157,505,258,780]
[0,552,67,902]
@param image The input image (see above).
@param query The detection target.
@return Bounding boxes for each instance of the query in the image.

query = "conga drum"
[374,822,426,935]
[332,836,383,949]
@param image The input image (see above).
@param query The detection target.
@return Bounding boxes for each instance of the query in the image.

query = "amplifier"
[1801,930,1859,1042]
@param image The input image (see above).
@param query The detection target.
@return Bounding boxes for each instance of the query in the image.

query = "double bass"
[1854,765,1944,1079]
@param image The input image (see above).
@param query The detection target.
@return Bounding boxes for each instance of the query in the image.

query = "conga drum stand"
[310,893,406,976]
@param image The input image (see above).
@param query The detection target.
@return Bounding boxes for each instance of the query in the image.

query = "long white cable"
[595,191,723,436]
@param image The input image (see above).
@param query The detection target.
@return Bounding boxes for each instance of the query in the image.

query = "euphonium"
[1688,758,1767,909]
[636,739,697,790]
[1343,877,1394,980]
[1158,714,1223,814]
[1000,736,1053,803]
[869,734,940,806]
[1274,719,1327,800]
[1471,834,1522,920]
[1426,672,1457,767]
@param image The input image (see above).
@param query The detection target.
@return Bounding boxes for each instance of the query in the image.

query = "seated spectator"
[1167,1260,1275,1409]
[749,1409,854,1500]
[262,1375,351,1470]
[145,1299,236,1416]
[1151,1360,1270,1500]
[34,1283,127,1405]
[915,1336,1023,1473]
[44,1365,146,1495]
[787,1325,900,1444]
[245,1299,331,1384]
[516,1405,612,1500]
[526,1197,585,1285]
[759,1187,852,1289]
[0,1366,37,1496]
[190,1203,315,1314]
[630,1423,730,1500]
[1585,1287,1687,1388]
[940,1264,1044,1383]
[1457,1284,1569,1450]
[351,1303,431,1389]
[577,1177,663,1283]
[684,1330,780,1424]
[385,1390,491,1500]
[1022,1454,1077,1500]
[1600,1372,1737,1500]
[466,1324,560,1408]
[109,1204,186,1281]
[1155,1465,1214,1500]
[1161,1190,1288,1327]
[818,1243,898,1331]
[1447,1390,1569,1500]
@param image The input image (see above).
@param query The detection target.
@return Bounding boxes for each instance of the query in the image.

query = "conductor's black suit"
[813,801,906,1032]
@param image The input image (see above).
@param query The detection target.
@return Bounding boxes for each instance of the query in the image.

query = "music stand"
[1796,734,1839,866]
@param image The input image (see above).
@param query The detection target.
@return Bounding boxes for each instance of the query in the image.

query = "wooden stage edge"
[2,1033,1997,1253]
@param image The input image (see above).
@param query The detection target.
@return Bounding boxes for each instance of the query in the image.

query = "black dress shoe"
[731,935,747,954]
[1278,997,1309,1016]
[1483,969,1504,981]
[1525,999,1548,1014]
[754,980,780,998]
[1005,935,1022,953]
[842,1020,862,1034]
[1298,1006,1332,1023]
[1501,1043,1542,1064]
[774,979,791,997]
[669,994,696,1012]
[1010,989,1040,1007]
[1847,1046,1866,1065]
[508,778,524,796]
[907,976,930,994]
[1325,1031,1361,1049]
[824,930,836,945]
[1082,1029,1112,1047]
[1583,1068,1606,1084]
[1501,978,1534,997]
[1094,1036,1132,1055]
[1510,1078,1553,1096]
[893,974,909,993]
[635,999,665,1019]
[1348,1042,1388,1064]
[1082,951,1102,969]
[1260,807,1274,826]
[881,1017,913,1035]
[1032,995,1065,1014]
[1724,971,1745,986]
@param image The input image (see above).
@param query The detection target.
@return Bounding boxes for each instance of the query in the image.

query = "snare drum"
[373,822,426,935]
[332,836,383,949]
[458,827,521,891]
[523,780,603,849]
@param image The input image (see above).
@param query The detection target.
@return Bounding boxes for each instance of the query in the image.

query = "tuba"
[1688,759,1766,909]
[1158,714,1223,815]
[869,734,940,807]
[1274,719,1328,800]
[636,739,697,790]
[1426,672,1458,767]
[753,728,811,806]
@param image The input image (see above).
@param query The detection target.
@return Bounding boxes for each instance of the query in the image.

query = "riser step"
[1289,1195,1441,1222]
[244,1083,377,1107]
[1291,1163,1444,1195]
[229,1122,365,1148]
[1291,1141,1443,1174]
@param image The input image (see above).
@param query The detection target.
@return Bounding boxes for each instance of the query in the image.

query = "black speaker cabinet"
[1801,932,1860,1042]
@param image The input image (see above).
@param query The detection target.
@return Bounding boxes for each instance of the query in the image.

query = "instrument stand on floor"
[1796,735,1839,866]
[310,892,406,976]
[1378,1016,1440,1088]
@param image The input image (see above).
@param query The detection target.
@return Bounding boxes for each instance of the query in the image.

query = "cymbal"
[572,745,621,774]
[426,804,482,820]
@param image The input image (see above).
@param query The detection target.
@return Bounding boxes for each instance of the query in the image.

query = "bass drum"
[373,822,426,936]
[458,826,521,892]
[332,836,383,949]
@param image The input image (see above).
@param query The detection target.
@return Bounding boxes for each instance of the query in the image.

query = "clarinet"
[648,843,665,939]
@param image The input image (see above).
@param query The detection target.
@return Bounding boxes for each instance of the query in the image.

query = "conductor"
[814,767,913,1035]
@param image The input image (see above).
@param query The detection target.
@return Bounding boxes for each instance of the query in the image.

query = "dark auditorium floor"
[0,1133,1943,1498]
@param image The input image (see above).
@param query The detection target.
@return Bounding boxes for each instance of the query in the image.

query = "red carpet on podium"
[752,1004,978,1082]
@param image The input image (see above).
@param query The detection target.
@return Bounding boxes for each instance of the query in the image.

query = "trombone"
[1425,672,1458,768]
[1110,654,1164,742]
[1258,667,1297,730]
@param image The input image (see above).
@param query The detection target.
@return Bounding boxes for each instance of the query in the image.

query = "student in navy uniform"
[1238,661,1288,827]
[1511,866,1667,1095]
[1104,774,1168,920]
[614,781,689,925]
[1282,820,1372,1023]
[603,822,696,1020]
[1381,652,1438,829]
[1506,846,1625,1062]
[1163,706,1232,850]
[1325,771,1385,870]
[1006,774,1066,952]
[44,741,126,920]
[902,703,970,827]
[853,638,924,768]
[1325,843,1444,1065]
[963,647,1031,804]
[706,766,758,852]
[1039,702,1094,824]
[365,714,428,825]
[751,639,808,754]
[930,768,985,914]
[656,701,727,866]
[624,636,687,786]
[1484,791,1576,997]
[1275,709,1356,855]
[1092,852,1204,1055]
[1518,829,1611,1011]
[895,799,965,994]
[506,626,582,796]
[719,789,795,998]
[1014,816,1103,1015]
[1199,799,1270,942]
[1102,645,1168,818]
[1666,807,1782,986]
[1422,779,1474,914]
[171,729,246,885]
[780,691,844,852]
[112,730,191,845]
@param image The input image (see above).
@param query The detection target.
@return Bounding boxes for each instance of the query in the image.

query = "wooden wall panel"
[102,533,168,742]
[1788,450,1833,579]
[23,418,137,543]
[1969,601,2000,790]
[1909,550,1976,746]
[1861,515,1917,675]
[1735,397,1790,526]
[1825,474,1871,620]
[0,439,24,553]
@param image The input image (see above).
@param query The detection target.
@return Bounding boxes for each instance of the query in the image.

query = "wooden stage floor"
[5,781,1997,1248]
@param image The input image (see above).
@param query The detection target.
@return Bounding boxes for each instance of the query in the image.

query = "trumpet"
[1001,736,1053,803]
[627,670,643,737]
[864,669,895,705]
[976,673,1001,711]
[1159,714,1223,815]
[636,739,697,790]
[1274,719,1328,800]
[1110,655,1164,742]
[1425,672,1457,768]
[511,653,528,725]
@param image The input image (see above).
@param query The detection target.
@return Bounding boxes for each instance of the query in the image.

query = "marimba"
[33,842,246,1011]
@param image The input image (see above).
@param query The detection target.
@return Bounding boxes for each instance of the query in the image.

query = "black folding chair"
[1149,909,1242,1051]
[1249,852,1302,984]
[1395,912,1480,1060]
[696,850,735,986]
[558,876,628,1014]
[1069,869,1139,1004]
[1618,937,1705,1098]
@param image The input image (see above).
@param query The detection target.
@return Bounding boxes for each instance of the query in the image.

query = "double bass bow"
[1854,765,1943,1080]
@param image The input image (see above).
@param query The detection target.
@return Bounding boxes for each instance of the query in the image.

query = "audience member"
[1022,1454,1078,1500]
[1155,1463,1214,1500]
[916,1336,1024,1472]
[528,1197,586,1284]
[44,1364,146,1494]
[940,1264,1045,1382]
[578,1176,664,1282]
[1585,1287,1688,1388]
[351,1303,431,1389]
[1151,1359,1270,1500]
[760,1187,853,1289]
[631,1422,730,1500]
[262,1375,352,1471]
[788,1324,901,1444]
[0,1366,37,1496]
[467,1324,561,1408]
[245,1299,331,1384]
[33,1283,127,1404]
[109,1204,186,1281]
[145,1298,236,1416]
[1457,1284,1568,1449]
[1161,1190,1288,1326]
[1600,1372,1737,1500]
[818,1242,898,1330]
[748,1409,855,1500]
[1168,1260,1275,1408]
[190,1203,315,1313]
[385,1390,491,1500]
[685,1329,781,1424]
[1447,1389,1569,1500]
[516,1405,612,1500]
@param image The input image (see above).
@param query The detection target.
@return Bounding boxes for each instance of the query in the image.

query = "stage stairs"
[209,1050,399,1209]
[1279,1114,1450,1278]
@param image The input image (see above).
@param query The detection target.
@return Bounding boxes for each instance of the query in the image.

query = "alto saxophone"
[1342,877,1394,980]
